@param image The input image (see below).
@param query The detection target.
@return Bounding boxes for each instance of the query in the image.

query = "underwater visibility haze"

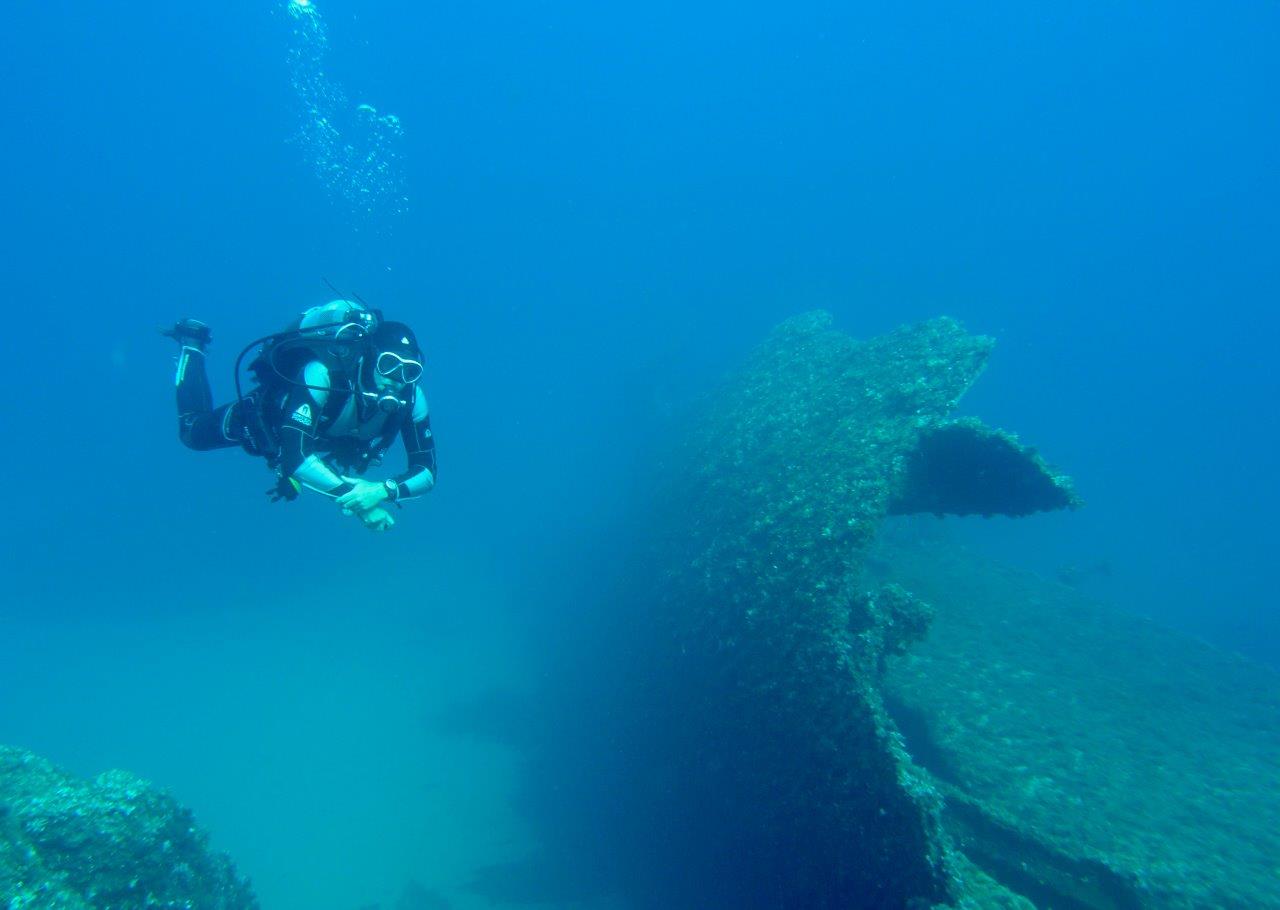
[0,2,1277,908]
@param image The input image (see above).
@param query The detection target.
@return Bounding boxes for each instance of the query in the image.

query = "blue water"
[1,2,1276,908]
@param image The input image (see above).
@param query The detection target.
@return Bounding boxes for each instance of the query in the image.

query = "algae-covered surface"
[519,310,1081,908]
[644,312,1017,906]
[0,746,257,910]
[878,535,1280,909]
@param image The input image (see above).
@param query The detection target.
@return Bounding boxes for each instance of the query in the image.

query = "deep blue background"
[1,1,1277,904]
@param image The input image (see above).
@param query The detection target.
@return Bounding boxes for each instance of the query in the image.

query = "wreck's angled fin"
[889,418,1081,517]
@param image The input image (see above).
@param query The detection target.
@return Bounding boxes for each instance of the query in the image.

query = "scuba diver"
[162,300,436,531]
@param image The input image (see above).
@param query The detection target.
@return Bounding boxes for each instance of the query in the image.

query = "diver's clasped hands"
[337,477,396,532]
[351,505,395,531]
[337,478,390,512]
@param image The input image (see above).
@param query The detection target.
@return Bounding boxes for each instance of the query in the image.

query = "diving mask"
[376,351,423,384]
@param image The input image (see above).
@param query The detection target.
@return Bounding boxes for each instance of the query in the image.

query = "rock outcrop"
[0,746,257,910]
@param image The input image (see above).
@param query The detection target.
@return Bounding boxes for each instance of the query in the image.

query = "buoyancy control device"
[233,299,383,470]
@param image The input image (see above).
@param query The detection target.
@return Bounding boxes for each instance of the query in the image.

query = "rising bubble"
[284,0,408,229]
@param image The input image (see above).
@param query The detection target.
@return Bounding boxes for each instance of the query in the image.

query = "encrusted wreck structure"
[488,310,1278,908]
[631,312,1077,908]
[508,312,1078,908]
[877,535,1280,909]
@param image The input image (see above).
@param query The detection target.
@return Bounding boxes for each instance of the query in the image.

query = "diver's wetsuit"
[175,345,436,500]
[175,347,244,451]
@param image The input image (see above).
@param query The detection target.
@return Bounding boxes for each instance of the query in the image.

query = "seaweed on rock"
[0,746,257,910]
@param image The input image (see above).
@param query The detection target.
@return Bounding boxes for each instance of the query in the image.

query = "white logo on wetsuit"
[292,403,313,426]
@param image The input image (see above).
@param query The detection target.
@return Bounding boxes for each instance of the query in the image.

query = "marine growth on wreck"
[645,312,1079,907]
[511,312,1081,909]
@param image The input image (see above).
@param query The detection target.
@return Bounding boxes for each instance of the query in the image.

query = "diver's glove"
[267,476,302,503]
[355,506,395,532]
[335,478,389,513]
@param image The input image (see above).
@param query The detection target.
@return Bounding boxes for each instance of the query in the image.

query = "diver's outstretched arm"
[391,385,437,501]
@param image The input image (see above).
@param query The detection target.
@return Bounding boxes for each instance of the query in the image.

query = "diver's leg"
[175,345,212,418]
[164,319,240,451]
[180,398,245,451]
[176,349,241,450]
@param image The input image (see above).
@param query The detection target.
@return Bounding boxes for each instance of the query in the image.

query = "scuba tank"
[249,300,379,390]
[232,300,383,470]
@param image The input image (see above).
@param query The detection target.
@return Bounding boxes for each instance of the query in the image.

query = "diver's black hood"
[368,320,422,361]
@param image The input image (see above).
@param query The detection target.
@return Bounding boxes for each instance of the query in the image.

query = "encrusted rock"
[0,746,258,910]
